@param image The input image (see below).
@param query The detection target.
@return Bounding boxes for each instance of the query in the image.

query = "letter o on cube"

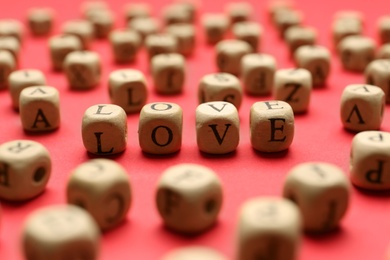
[283,162,350,233]
[350,131,390,190]
[0,140,51,201]
[156,163,223,234]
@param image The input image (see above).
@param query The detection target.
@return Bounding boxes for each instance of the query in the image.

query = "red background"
[0,0,390,259]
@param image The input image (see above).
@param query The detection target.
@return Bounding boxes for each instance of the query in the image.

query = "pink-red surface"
[0,0,390,259]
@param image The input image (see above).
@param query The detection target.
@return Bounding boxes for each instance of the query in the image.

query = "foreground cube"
[236,197,301,260]
[138,102,182,154]
[0,140,51,201]
[22,205,100,260]
[67,159,131,230]
[283,162,350,232]
[82,104,127,155]
[340,84,385,132]
[156,163,223,234]
[162,246,227,260]
[151,53,185,94]
[215,39,252,76]
[365,59,390,103]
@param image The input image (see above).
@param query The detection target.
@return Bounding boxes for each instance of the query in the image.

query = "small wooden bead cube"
[294,45,331,87]
[8,69,46,110]
[365,59,390,103]
[232,21,263,53]
[285,26,317,55]
[129,17,160,43]
[267,0,295,21]
[241,53,276,96]
[138,102,183,154]
[198,73,243,110]
[27,8,54,36]
[156,163,223,234]
[283,162,350,233]
[151,53,185,95]
[215,39,252,76]
[378,16,390,45]
[19,86,60,132]
[196,101,239,154]
[87,9,114,39]
[274,68,312,113]
[166,23,195,56]
[82,104,127,155]
[202,13,229,45]
[0,140,51,201]
[80,1,109,19]
[62,19,94,49]
[350,131,390,190]
[250,101,294,153]
[273,9,303,38]
[236,197,301,260]
[0,36,20,62]
[67,159,131,230]
[0,19,24,43]
[377,43,390,59]
[22,205,100,260]
[108,69,147,113]
[49,34,83,71]
[64,50,101,90]
[162,246,228,260]
[332,18,362,48]
[333,10,364,26]
[124,3,151,22]
[145,33,178,61]
[338,35,375,72]
[109,29,141,63]
[340,84,385,132]
[0,50,16,89]
[162,4,193,25]
[225,2,252,24]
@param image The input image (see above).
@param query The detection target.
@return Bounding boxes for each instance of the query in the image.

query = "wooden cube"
[156,163,223,234]
[22,205,100,260]
[162,246,227,260]
[333,10,364,26]
[162,4,193,25]
[151,53,185,95]
[378,16,390,45]
[215,39,252,76]
[225,2,252,24]
[8,69,46,110]
[340,84,385,132]
[350,131,390,190]
[62,19,94,49]
[285,26,317,55]
[0,19,24,43]
[338,35,375,72]
[202,13,229,45]
[198,73,243,110]
[0,140,51,201]
[274,68,312,113]
[0,36,20,62]
[241,53,276,96]
[377,43,390,59]
[108,69,147,113]
[273,9,303,38]
[124,3,151,22]
[250,101,294,153]
[19,86,60,132]
[232,21,263,53]
[80,1,109,19]
[145,33,178,61]
[332,18,362,48]
[0,50,16,89]
[87,9,114,38]
[283,162,350,232]
[236,197,301,260]
[49,34,83,71]
[109,29,141,63]
[82,104,127,155]
[129,17,159,43]
[64,50,101,90]
[365,59,390,103]
[294,45,330,87]
[27,8,54,36]
[166,23,195,56]
[138,102,182,154]
[67,159,131,230]
[196,101,239,154]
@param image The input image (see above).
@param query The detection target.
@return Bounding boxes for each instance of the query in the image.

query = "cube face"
[166,23,195,56]
[151,53,185,94]
[109,30,141,63]
[62,20,94,49]
[0,50,16,89]
[273,68,312,113]
[237,197,301,260]
[294,45,330,87]
[350,131,390,190]
[82,104,128,155]
[20,86,60,132]
[8,69,46,109]
[233,21,262,52]
[241,53,276,95]
[145,34,178,60]
[196,102,239,154]
[0,140,51,201]
[67,159,131,230]
[215,39,252,76]
[22,205,100,260]
[338,36,375,72]
[202,14,229,45]
[162,246,227,260]
[365,59,390,103]
[340,84,385,132]
[285,26,317,55]
[64,51,101,90]
[49,35,83,71]
[156,163,223,234]
[138,102,182,154]
[250,101,294,153]
[199,73,243,110]
[28,8,54,36]
[283,162,350,232]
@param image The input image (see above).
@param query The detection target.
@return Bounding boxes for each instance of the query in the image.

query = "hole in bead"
[205,198,217,214]
[33,167,46,183]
